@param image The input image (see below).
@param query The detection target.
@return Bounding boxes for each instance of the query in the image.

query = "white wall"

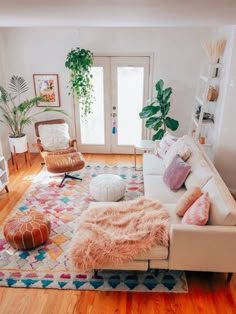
[214,26,236,193]
[0,28,9,158]
[0,27,214,157]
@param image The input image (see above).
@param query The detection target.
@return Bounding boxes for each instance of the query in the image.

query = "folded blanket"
[68,197,169,271]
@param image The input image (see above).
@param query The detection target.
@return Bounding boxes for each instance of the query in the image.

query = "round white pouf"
[89,174,126,202]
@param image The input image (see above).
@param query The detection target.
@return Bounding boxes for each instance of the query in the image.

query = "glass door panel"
[80,67,105,145]
[76,56,150,154]
[117,66,144,146]
[111,56,150,153]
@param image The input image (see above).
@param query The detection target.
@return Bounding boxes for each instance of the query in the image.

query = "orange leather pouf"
[4,210,51,250]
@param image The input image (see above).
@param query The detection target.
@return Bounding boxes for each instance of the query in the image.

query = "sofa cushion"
[202,177,236,226]
[144,175,186,203]
[154,132,178,159]
[163,137,191,168]
[163,155,191,191]
[181,135,213,190]
[143,153,165,176]
[182,192,210,225]
[176,186,202,217]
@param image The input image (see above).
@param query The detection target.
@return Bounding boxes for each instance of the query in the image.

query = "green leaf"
[139,105,161,119]
[165,117,179,131]
[152,129,165,140]
[163,102,170,116]
[155,80,164,94]
[153,120,163,131]
[145,117,162,129]
[163,87,172,102]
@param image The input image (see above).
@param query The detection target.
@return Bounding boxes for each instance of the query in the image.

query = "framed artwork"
[33,74,61,107]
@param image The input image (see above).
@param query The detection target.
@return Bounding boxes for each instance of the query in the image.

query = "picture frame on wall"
[33,74,61,107]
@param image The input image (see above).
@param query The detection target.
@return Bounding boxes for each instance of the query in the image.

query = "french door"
[76,56,150,153]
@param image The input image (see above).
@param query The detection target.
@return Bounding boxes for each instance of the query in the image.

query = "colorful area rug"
[0,165,188,292]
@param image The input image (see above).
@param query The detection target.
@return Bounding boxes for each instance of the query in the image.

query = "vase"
[8,134,28,154]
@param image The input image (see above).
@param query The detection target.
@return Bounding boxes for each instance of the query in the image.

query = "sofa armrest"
[169,224,236,272]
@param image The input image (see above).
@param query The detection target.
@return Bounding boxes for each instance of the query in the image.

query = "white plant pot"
[9,135,28,154]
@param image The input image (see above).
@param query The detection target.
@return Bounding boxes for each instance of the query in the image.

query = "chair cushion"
[44,152,85,174]
[38,123,70,151]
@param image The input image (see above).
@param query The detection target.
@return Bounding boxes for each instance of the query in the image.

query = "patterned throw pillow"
[163,155,191,192]
[154,132,178,159]
[176,186,202,217]
[163,137,191,168]
[181,192,210,225]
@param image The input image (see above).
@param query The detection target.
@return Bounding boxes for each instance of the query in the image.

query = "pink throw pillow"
[163,155,191,191]
[176,186,202,217]
[155,133,178,159]
[182,192,210,225]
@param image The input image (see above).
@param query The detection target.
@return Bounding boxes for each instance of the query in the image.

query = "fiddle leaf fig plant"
[65,47,94,118]
[139,79,179,140]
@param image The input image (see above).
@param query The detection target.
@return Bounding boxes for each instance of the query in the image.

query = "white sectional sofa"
[91,135,236,274]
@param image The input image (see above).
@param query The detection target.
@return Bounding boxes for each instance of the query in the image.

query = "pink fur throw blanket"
[68,197,169,271]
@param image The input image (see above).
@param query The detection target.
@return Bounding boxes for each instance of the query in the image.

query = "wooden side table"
[11,143,31,170]
[134,140,154,170]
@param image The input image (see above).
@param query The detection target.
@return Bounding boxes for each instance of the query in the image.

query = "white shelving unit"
[0,146,9,193]
[189,63,223,154]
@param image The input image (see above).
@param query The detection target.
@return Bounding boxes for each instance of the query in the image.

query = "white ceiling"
[0,0,236,27]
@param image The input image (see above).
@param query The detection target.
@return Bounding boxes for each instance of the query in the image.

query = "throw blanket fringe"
[68,197,169,271]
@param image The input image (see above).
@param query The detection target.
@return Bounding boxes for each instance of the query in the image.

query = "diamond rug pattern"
[0,165,188,292]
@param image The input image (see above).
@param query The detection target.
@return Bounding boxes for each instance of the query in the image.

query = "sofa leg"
[227,272,233,282]
[94,269,98,277]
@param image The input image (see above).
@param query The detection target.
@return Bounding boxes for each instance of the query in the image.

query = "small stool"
[4,210,51,250]
[89,174,126,202]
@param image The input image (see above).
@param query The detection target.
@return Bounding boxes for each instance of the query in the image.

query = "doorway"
[76,56,150,153]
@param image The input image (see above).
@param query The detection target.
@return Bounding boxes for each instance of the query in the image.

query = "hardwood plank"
[0,153,235,314]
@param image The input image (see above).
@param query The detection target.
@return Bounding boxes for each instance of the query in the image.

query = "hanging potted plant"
[0,75,65,153]
[139,79,179,140]
[65,47,94,118]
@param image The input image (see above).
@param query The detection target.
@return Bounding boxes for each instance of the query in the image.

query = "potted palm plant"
[0,75,65,153]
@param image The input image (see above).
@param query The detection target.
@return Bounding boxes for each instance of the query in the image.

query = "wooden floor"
[0,153,235,314]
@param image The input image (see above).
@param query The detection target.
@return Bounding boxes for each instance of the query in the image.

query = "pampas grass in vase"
[203,39,227,77]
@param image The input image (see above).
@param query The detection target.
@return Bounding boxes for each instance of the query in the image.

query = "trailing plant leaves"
[145,117,162,129]
[155,80,164,94]
[139,105,160,118]
[152,129,165,140]
[165,117,179,131]
[65,47,94,118]
[9,76,28,95]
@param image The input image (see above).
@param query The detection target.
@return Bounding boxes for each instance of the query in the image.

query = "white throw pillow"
[154,132,178,159]
[38,123,70,151]
[163,137,191,168]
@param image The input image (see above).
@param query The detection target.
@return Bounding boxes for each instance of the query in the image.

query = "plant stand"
[11,143,31,170]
